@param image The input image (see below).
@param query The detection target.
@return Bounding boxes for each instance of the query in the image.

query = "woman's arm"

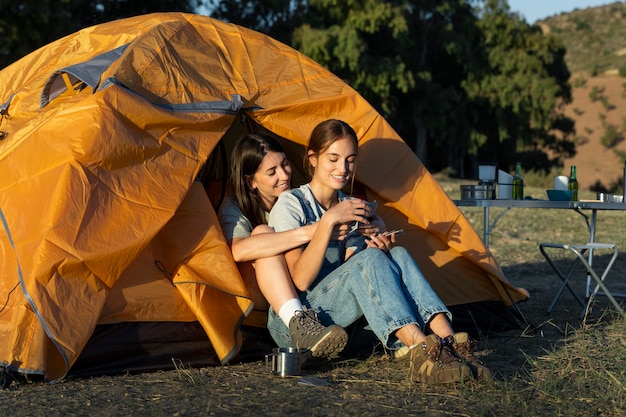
[283,214,337,291]
[229,223,316,262]
[283,199,370,291]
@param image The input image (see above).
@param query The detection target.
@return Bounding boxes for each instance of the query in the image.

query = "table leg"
[483,206,489,247]
[586,209,597,298]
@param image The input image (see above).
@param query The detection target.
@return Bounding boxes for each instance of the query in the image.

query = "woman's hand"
[357,214,385,237]
[331,223,351,241]
[365,232,393,252]
[324,198,373,229]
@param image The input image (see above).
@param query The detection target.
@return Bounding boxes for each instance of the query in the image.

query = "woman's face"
[250,151,292,209]
[310,136,357,190]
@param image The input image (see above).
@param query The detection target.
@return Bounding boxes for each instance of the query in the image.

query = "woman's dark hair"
[230,133,286,227]
[304,119,358,179]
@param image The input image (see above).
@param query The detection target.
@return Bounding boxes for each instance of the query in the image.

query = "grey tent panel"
[40,44,130,108]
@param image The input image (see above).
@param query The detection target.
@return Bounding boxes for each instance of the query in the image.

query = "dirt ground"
[1,252,624,417]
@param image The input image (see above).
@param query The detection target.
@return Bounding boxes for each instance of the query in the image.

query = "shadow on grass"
[482,252,626,381]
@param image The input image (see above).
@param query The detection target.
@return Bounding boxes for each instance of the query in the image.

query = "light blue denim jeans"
[267,246,451,350]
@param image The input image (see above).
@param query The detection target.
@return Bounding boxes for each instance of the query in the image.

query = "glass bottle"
[568,165,578,201]
[512,162,524,200]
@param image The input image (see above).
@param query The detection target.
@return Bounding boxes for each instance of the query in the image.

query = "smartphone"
[382,229,404,237]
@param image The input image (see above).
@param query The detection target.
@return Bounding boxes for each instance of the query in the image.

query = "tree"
[289,0,574,175]
[0,0,201,69]
[466,0,574,173]
[207,0,308,44]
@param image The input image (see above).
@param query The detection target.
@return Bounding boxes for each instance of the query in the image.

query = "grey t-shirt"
[269,184,370,284]
[268,184,328,231]
[218,197,269,241]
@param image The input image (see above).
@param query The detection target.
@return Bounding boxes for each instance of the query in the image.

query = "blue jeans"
[267,246,451,350]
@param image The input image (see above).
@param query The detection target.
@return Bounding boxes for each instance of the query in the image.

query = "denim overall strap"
[290,187,346,282]
[290,187,317,225]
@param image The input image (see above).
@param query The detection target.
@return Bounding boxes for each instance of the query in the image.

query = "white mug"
[497,183,513,199]
[554,175,569,191]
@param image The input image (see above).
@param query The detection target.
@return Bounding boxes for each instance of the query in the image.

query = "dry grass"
[440,178,626,416]
[1,178,626,416]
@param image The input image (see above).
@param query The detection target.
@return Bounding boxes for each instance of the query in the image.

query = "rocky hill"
[538,1,626,191]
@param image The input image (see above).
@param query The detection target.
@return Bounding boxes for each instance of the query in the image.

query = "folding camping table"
[454,198,626,316]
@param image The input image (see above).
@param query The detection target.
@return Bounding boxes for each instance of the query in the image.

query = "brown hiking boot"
[443,332,492,381]
[409,334,472,383]
[288,308,348,358]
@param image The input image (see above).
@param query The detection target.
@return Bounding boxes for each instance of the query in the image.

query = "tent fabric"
[0,12,528,382]
[41,44,130,108]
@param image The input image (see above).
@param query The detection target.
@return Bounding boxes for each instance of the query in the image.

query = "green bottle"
[512,162,524,200]
[512,163,524,200]
[568,165,578,201]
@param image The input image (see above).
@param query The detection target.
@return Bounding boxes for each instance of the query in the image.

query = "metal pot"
[460,184,495,200]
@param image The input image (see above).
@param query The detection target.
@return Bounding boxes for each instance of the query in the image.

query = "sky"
[506,0,623,23]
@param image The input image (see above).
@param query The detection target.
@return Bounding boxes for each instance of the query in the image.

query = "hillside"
[538,2,626,191]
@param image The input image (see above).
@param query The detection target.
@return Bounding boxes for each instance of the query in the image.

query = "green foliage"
[612,148,626,162]
[0,0,201,69]
[599,95,614,111]
[541,2,626,75]
[288,0,574,176]
[573,135,588,146]
[571,16,590,31]
[600,123,620,148]
[589,86,603,102]
[572,76,587,88]
[1,0,577,179]
[462,0,573,173]
[207,0,308,45]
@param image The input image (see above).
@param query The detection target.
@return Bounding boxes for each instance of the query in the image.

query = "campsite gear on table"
[568,165,578,201]
[477,163,496,189]
[0,12,528,383]
[553,175,569,191]
[546,189,573,201]
[460,184,495,200]
[512,163,524,200]
[497,170,514,199]
[597,193,624,203]
[265,347,311,377]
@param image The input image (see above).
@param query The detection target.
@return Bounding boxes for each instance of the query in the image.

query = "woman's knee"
[361,247,389,261]
[389,245,410,257]
[251,224,274,235]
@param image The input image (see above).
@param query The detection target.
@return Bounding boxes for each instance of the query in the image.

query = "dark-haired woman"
[218,133,348,358]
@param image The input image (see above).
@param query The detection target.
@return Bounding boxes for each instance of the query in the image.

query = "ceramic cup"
[497,183,513,199]
[554,175,569,191]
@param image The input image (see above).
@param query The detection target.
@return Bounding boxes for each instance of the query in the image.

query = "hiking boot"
[443,332,492,381]
[288,308,348,358]
[409,334,472,384]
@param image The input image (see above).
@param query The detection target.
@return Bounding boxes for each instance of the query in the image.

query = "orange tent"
[0,12,528,382]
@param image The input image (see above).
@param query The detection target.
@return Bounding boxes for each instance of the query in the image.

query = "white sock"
[278,298,304,326]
